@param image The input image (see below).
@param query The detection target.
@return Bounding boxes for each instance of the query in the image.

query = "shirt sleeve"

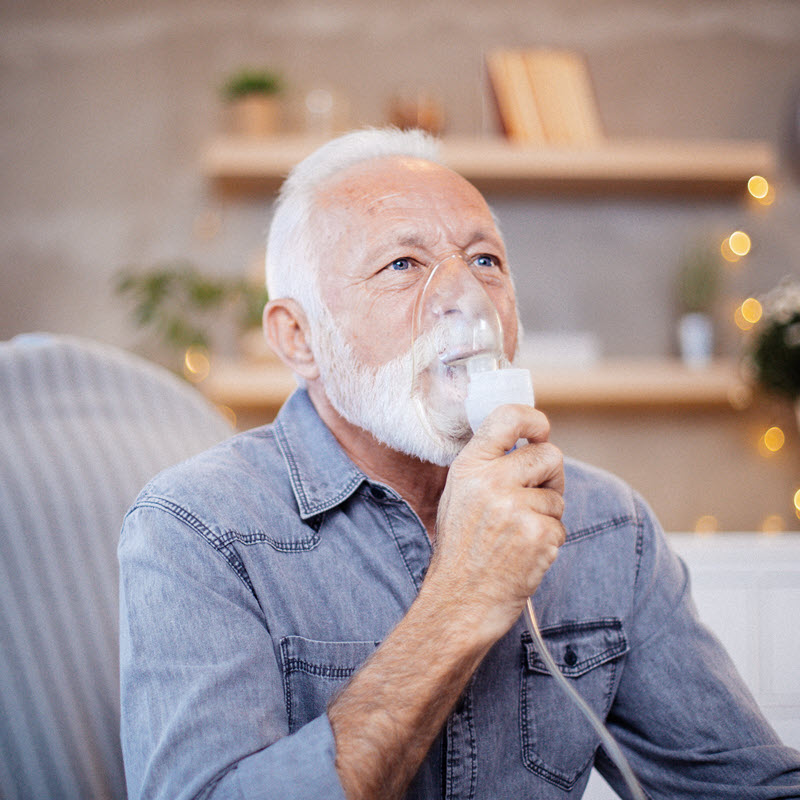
[118,503,347,800]
[597,494,800,798]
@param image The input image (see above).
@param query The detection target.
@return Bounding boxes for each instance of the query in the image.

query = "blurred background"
[2,0,800,531]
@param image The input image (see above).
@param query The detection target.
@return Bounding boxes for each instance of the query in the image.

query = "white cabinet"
[584,532,800,798]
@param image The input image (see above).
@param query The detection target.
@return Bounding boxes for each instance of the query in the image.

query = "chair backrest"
[0,334,234,800]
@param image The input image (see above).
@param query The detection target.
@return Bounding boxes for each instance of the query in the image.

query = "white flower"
[760,277,800,325]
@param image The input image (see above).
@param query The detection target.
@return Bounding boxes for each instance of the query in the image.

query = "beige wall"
[2,1,800,528]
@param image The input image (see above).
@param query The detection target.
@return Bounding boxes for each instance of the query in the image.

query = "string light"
[734,297,763,331]
[760,514,785,534]
[694,514,719,534]
[728,231,751,256]
[794,489,800,517]
[761,426,785,453]
[747,175,775,206]
[747,175,769,199]
[740,297,762,324]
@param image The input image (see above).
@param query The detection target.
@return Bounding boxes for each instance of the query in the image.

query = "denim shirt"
[119,389,800,800]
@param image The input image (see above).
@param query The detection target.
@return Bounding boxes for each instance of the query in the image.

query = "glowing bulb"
[694,514,718,534]
[794,489,800,513]
[721,237,740,263]
[740,298,763,324]
[728,231,751,257]
[183,345,211,383]
[758,186,775,206]
[762,426,785,452]
[734,305,753,331]
[747,175,769,199]
[760,514,785,534]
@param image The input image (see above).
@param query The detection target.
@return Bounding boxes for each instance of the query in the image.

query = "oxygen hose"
[466,366,646,800]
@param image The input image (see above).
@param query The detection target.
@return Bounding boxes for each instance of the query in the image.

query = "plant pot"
[230,95,281,138]
[678,312,713,368]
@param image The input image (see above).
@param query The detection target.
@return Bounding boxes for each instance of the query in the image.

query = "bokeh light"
[740,297,762,324]
[760,514,785,534]
[747,175,769,199]
[217,405,237,428]
[694,514,719,534]
[728,231,751,257]
[747,175,775,206]
[183,345,211,383]
[762,426,785,453]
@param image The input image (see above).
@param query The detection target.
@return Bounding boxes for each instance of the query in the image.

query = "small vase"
[678,312,713,368]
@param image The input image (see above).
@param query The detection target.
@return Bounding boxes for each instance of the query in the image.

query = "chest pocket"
[279,636,380,733]
[520,618,627,791]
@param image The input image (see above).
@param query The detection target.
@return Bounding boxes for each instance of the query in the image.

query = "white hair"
[265,127,442,316]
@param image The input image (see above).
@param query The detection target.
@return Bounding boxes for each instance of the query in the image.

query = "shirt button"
[564,645,578,667]
[370,485,386,500]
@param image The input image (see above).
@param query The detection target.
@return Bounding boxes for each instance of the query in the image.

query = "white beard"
[311,306,473,467]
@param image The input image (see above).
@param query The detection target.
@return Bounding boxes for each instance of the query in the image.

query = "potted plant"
[750,277,800,428]
[116,262,270,372]
[222,67,284,138]
[675,244,722,368]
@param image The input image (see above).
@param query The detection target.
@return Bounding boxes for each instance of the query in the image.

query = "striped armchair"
[0,334,234,799]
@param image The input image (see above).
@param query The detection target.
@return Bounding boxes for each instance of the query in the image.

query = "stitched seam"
[466,694,477,800]
[280,639,294,731]
[283,660,361,679]
[527,643,627,676]
[133,498,255,596]
[373,497,419,590]
[633,497,646,588]
[274,420,309,513]
[216,526,320,553]
[275,417,364,517]
[564,515,635,545]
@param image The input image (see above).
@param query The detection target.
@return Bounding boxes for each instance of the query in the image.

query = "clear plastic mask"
[410,251,505,440]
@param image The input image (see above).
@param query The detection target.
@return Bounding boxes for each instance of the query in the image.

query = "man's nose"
[424,252,482,318]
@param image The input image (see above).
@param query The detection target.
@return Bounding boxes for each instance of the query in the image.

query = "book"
[486,50,545,143]
[486,48,604,146]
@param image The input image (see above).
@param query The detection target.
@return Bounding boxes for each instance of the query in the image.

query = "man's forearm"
[327,584,492,800]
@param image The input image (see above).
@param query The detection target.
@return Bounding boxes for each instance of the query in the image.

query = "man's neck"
[307,384,448,539]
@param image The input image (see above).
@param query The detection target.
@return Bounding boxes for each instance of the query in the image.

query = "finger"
[467,404,550,459]
[504,440,564,494]
[513,486,566,522]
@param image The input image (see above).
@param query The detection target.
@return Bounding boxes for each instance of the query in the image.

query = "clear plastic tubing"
[466,366,646,800]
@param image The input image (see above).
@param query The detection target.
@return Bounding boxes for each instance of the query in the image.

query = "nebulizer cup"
[410,251,533,439]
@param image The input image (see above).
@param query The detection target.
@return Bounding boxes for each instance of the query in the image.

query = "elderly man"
[119,129,800,799]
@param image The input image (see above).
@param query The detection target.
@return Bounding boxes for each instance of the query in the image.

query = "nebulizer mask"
[408,251,647,800]
[409,250,533,441]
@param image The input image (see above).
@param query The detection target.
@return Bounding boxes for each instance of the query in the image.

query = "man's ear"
[263,298,320,381]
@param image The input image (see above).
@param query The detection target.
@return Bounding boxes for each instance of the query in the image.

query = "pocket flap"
[279,635,381,680]
[523,619,627,678]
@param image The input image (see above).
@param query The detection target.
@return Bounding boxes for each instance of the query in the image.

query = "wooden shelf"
[198,357,750,421]
[202,134,775,197]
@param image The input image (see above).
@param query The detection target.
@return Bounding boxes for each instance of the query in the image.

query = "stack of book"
[486,49,604,146]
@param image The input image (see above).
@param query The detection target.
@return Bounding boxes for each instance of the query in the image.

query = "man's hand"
[424,403,566,644]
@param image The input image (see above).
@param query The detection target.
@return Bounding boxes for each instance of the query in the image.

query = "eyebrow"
[365,228,503,266]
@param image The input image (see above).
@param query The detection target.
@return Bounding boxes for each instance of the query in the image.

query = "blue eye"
[472,254,500,269]
[389,258,412,271]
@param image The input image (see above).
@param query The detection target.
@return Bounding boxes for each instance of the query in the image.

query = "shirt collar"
[273,389,368,520]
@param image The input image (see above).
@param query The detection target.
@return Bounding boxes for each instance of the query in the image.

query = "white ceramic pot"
[678,312,713,368]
